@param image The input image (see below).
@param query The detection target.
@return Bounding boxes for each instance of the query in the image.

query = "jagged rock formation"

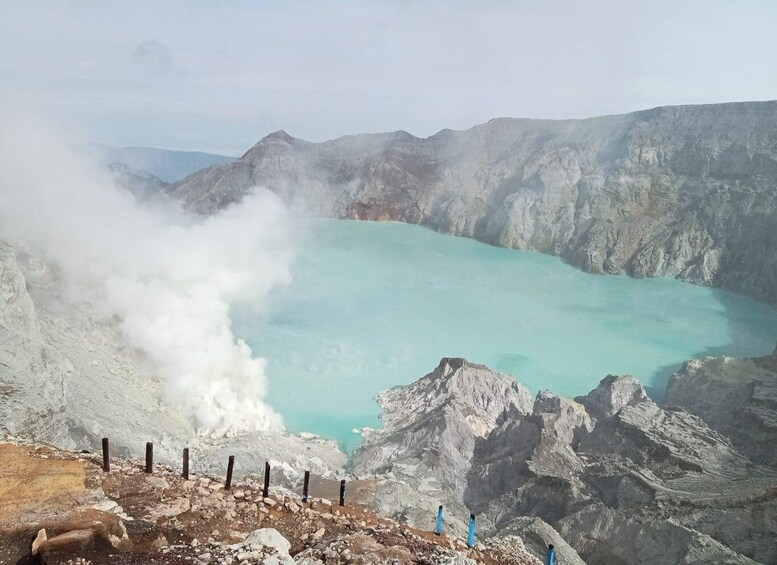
[170,101,777,306]
[665,346,777,467]
[0,241,346,479]
[352,359,533,538]
[354,359,777,564]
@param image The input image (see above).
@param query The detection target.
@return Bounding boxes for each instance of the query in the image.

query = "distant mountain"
[169,101,777,307]
[88,145,234,183]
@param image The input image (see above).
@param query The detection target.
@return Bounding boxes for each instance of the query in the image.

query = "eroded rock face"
[358,360,777,565]
[575,374,649,421]
[665,346,777,466]
[495,517,585,565]
[351,359,533,537]
[353,358,533,498]
[171,102,777,306]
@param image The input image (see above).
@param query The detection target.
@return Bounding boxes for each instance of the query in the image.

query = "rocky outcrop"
[665,346,777,467]
[170,101,777,306]
[355,358,777,565]
[495,517,585,565]
[575,374,649,420]
[354,358,533,491]
[352,358,532,536]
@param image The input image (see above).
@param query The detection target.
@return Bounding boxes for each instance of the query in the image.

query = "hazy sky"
[2,0,776,154]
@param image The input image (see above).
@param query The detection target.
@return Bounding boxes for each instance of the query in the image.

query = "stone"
[39,529,94,552]
[31,528,47,555]
[575,374,649,420]
[243,528,291,556]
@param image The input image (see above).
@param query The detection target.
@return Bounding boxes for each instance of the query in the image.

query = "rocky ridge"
[170,101,777,306]
[353,355,777,564]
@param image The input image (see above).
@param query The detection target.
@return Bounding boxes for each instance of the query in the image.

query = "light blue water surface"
[234,220,777,451]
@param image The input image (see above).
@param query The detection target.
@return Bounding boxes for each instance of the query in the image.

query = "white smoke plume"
[0,114,294,435]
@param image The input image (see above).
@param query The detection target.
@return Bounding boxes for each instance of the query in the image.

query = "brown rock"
[31,528,47,555]
[0,444,85,526]
[40,528,94,552]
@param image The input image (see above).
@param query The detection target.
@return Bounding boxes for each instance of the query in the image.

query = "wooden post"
[145,442,153,473]
[101,438,110,472]
[225,455,235,490]
[263,461,270,498]
[339,479,346,506]
[182,448,189,480]
[302,470,310,503]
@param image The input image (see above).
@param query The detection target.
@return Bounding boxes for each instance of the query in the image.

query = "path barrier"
[339,479,346,506]
[225,455,235,490]
[145,442,153,473]
[101,437,110,472]
[94,438,495,554]
[302,470,310,502]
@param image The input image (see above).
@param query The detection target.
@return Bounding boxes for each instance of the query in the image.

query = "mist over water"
[236,220,777,451]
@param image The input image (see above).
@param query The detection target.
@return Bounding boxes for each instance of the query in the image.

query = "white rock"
[242,528,291,556]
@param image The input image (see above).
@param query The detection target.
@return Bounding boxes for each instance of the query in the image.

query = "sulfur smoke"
[0,115,294,436]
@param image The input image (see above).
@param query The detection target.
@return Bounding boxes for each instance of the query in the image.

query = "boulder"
[575,374,649,420]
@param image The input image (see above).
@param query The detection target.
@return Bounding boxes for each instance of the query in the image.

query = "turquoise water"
[234,220,777,451]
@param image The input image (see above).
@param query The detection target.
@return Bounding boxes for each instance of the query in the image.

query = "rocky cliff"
[170,101,777,306]
[665,345,777,467]
[354,357,777,565]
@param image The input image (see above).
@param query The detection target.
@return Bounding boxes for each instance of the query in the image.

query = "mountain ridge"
[169,100,777,307]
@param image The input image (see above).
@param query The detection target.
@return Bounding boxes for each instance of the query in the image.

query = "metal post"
[435,505,443,535]
[546,543,556,565]
[145,442,153,473]
[302,470,310,502]
[263,461,270,498]
[182,448,189,480]
[467,514,476,548]
[225,455,235,490]
[339,479,346,506]
[101,438,110,472]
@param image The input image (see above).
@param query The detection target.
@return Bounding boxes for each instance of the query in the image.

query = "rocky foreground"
[170,101,777,306]
[3,349,777,564]
[0,441,539,565]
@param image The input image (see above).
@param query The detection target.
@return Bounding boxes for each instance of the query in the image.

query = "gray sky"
[2,0,776,155]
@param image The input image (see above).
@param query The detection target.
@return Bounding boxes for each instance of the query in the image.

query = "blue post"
[435,505,443,535]
[467,513,476,548]
[546,543,556,565]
